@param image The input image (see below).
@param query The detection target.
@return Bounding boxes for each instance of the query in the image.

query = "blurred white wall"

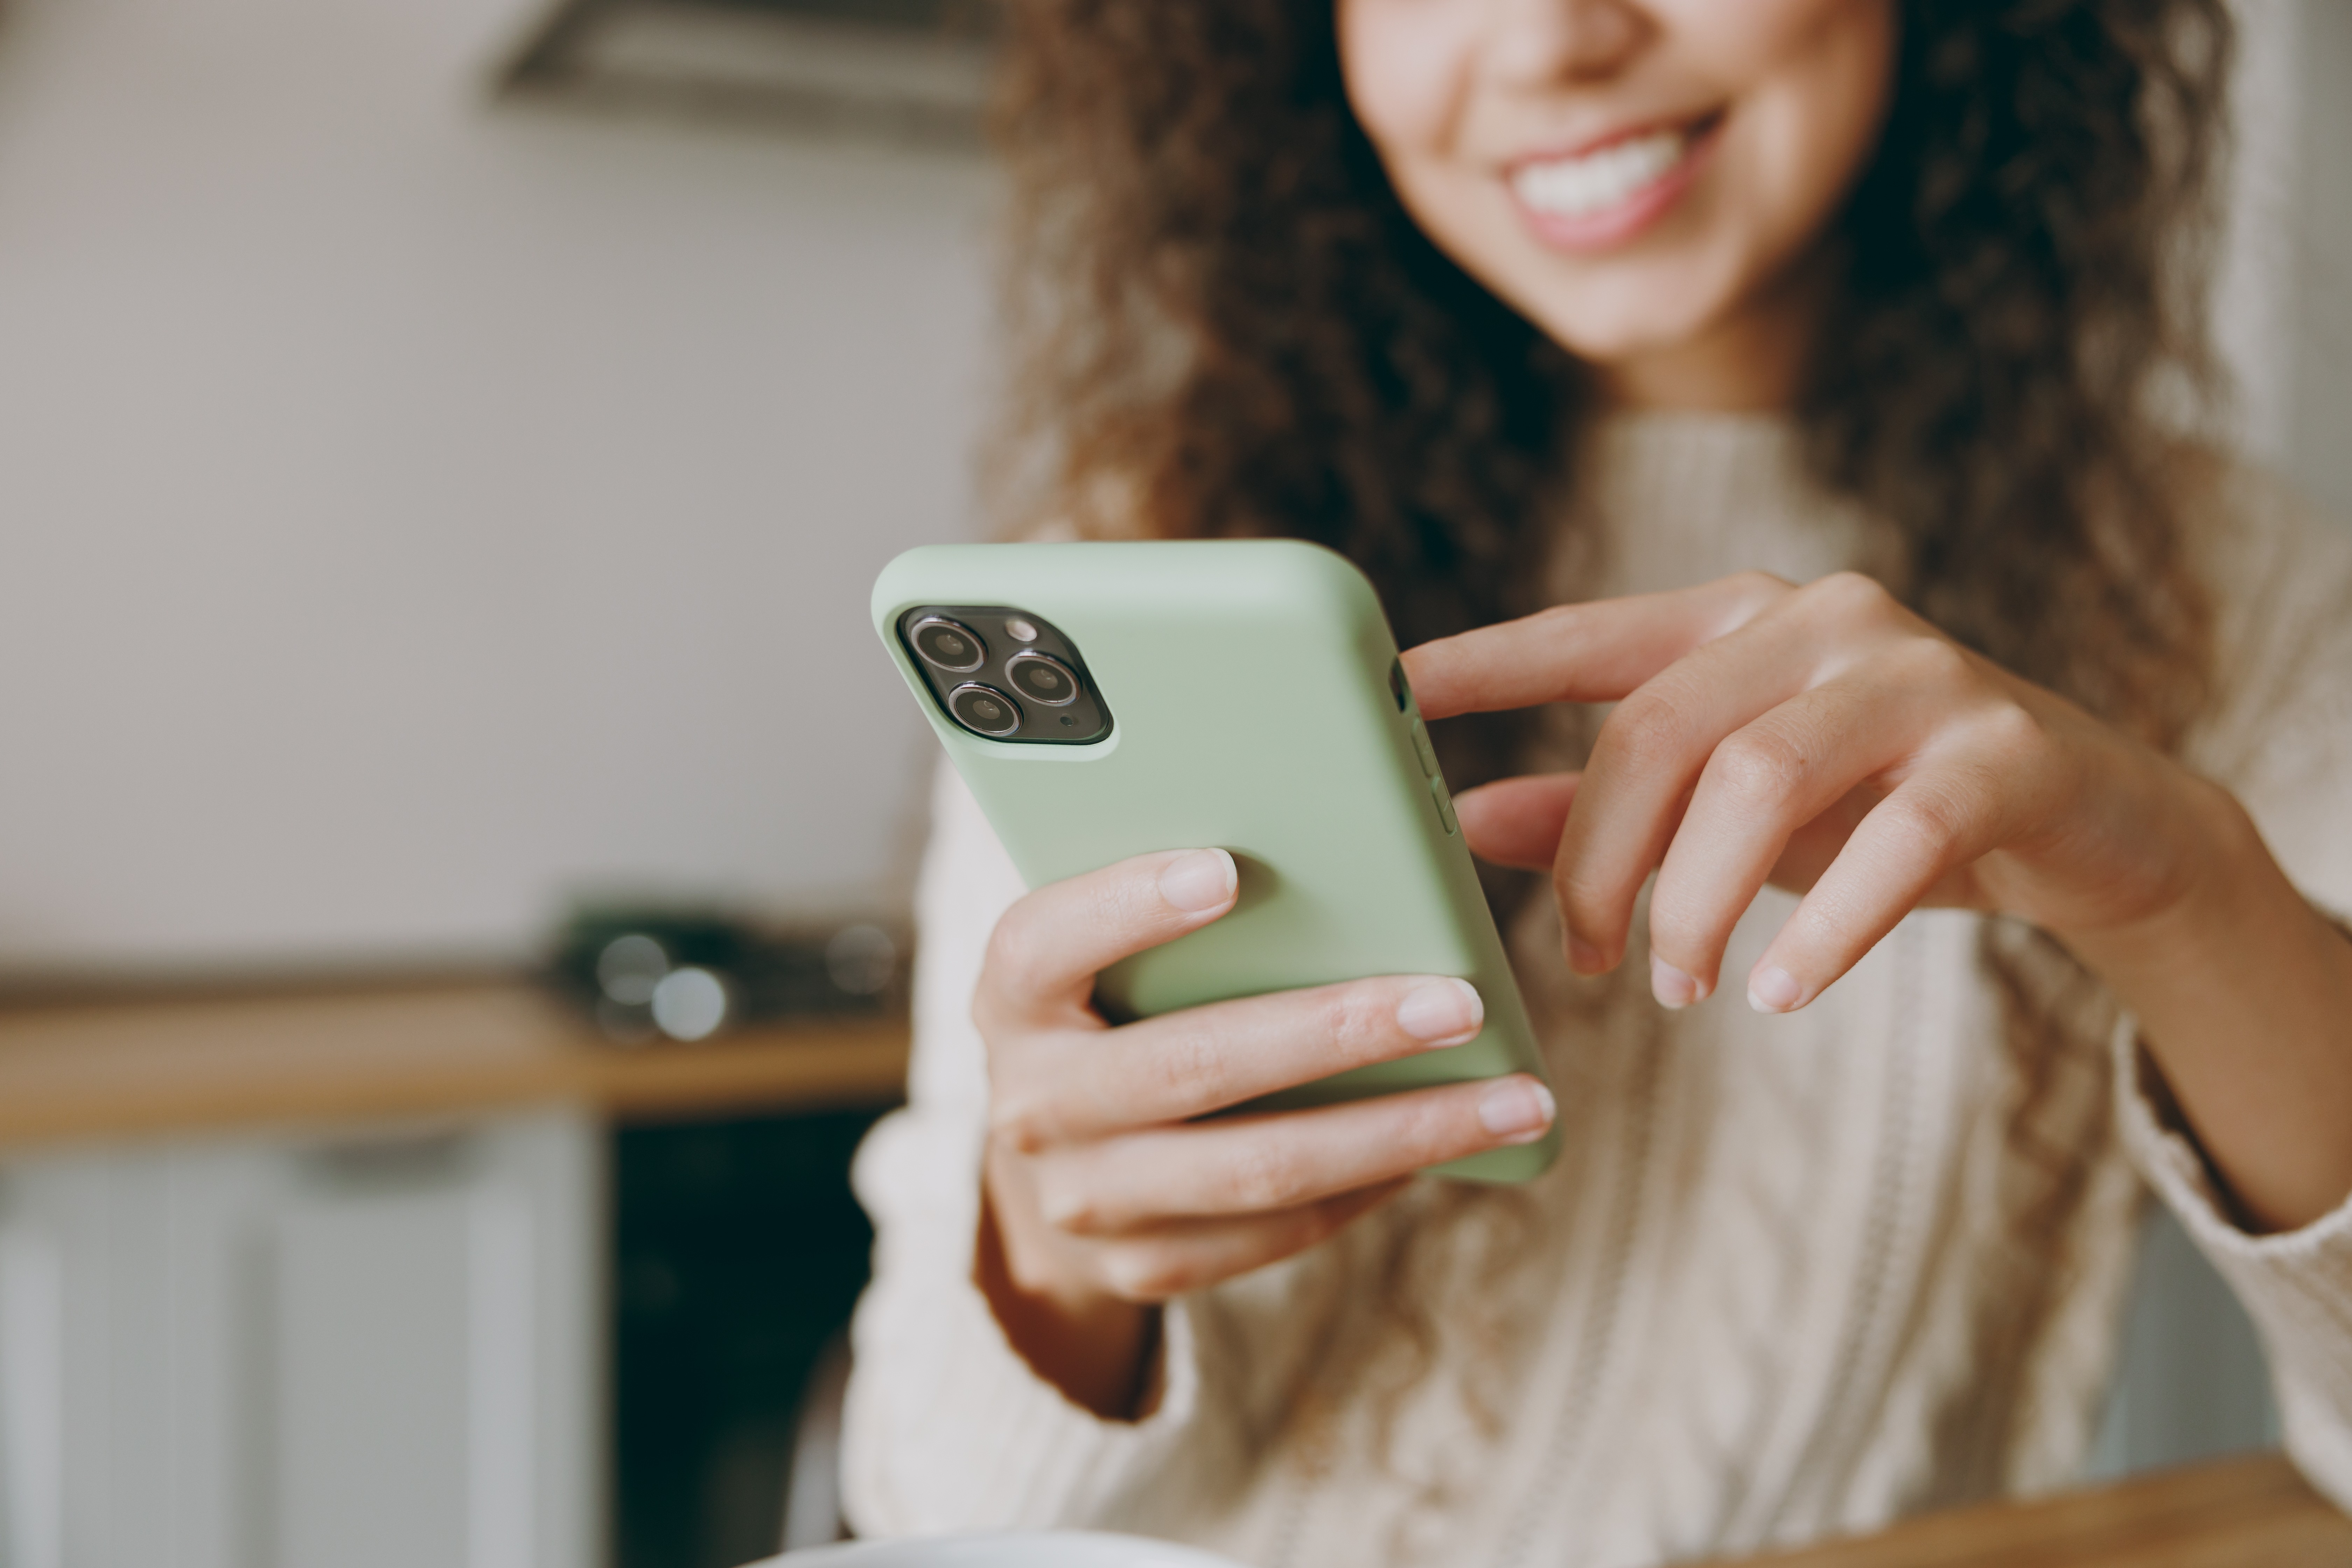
[2279,0,2352,518]
[0,0,991,972]
[2220,0,2352,514]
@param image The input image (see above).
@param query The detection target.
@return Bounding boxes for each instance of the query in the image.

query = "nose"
[1486,0,1652,86]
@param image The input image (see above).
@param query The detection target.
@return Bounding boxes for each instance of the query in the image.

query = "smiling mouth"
[1508,116,1720,222]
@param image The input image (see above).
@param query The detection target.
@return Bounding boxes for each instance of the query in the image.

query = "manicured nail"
[1396,978,1483,1046]
[1566,936,1606,974]
[1158,848,1237,913]
[1478,1078,1556,1142]
[1748,965,1804,1013]
[1650,955,1705,1009]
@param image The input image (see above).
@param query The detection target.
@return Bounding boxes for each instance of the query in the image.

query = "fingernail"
[1158,848,1237,913]
[1566,936,1606,974]
[1397,978,1483,1046]
[1650,955,1706,1009]
[1748,965,1804,1013]
[1478,1078,1556,1142]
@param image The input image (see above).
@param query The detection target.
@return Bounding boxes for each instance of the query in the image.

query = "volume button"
[1430,774,1458,834]
[1410,722,1440,779]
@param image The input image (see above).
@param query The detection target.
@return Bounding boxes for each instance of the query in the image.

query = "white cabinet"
[0,1110,601,1568]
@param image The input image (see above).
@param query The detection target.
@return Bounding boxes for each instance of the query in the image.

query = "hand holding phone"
[874,540,1563,1413]
[969,844,1556,1418]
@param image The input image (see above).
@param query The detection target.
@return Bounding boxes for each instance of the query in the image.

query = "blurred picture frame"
[496,0,996,147]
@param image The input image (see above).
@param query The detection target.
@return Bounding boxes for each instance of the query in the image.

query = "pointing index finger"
[1401,573,1792,721]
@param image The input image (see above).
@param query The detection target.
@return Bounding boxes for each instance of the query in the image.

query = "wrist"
[2062,778,2352,1232]
[2055,768,2260,976]
[975,1172,1160,1419]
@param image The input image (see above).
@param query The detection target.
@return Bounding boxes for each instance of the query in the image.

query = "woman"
[844,2,2352,1563]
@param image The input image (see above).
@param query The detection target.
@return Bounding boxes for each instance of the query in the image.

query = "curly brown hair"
[986,0,2235,1497]
[991,0,2227,753]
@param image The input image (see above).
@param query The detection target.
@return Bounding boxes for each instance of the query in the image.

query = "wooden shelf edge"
[0,982,911,1151]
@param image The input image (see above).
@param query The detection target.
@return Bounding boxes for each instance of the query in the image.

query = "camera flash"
[1004,616,1040,642]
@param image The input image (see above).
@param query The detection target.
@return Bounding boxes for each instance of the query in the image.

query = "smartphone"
[871,539,1557,1183]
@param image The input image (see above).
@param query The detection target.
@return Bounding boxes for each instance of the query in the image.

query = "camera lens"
[947,683,1023,737]
[910,616,986,673]
[1004,651,1080,707]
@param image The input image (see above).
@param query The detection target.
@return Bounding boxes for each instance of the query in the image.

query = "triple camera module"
[898,606,1112,745]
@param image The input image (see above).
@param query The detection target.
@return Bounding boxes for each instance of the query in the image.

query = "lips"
[1505,115,1722,252]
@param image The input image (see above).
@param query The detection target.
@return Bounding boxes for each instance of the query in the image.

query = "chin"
[1525,295,1731,369]
[1502,245,1755,377]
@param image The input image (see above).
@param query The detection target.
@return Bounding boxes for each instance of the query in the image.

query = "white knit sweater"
[842,416,2352,1567]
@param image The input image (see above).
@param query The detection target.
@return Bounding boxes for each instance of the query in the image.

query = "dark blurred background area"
[615,1108,883,1568]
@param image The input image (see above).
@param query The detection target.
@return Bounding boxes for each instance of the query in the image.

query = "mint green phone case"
[872,539,1557,1183]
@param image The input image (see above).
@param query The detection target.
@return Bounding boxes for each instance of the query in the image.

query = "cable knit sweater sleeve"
[839,763,1220,1537]
[2113,467,2352,1512]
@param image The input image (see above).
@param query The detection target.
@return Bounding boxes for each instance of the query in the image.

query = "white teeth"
[1511,129,1689,220]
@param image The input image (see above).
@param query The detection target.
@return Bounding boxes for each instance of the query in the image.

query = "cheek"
[1336,0,1480,158]
[1686,0,1897,259]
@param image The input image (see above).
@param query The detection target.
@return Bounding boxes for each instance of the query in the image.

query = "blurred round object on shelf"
[825,925,897,996]
[650,966,731,1041]
[596,932,669,1006]
[546,904,910,1044]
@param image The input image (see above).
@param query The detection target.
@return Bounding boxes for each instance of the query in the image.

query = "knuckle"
[1806,570,1897,626]
[988,1089,1053,1157]
[1893,634,1974,690]
[1708,726,1810,804]
[1096,870,1162,936]
[1975,699,2045,758]
[1530,602,1587,637]
[1346,1093,1443,1171]
[1395,1092,1472,1165]
[1881,787,1971,859]
[1319,983,1390,1061]
[1598,689,1698,774]
[970,978,1023,1049]
[1099,1244,1191,1303]
[1141,1022,1224,1106]
[1727,569,1797,613]
[981,910,1047,996]
[1031,1172,1107,1236]
[1222,1140,1306,1213]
